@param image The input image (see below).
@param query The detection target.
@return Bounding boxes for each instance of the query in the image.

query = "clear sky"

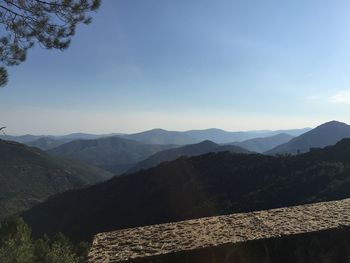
[1,0,350,135]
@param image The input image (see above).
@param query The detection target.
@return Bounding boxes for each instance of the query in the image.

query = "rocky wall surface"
[88,198,350,263]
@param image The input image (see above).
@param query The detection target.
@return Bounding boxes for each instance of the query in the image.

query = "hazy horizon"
[1,111,348,136]
[0,122,322,137]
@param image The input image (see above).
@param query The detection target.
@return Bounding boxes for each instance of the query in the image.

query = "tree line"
[0,217,88,263]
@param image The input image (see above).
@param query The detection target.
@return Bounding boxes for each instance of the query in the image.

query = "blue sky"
[1,0,350,135]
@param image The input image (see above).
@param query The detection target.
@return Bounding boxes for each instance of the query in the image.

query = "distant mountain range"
[54,133,123,141]
[47,137,175,174]
[120,129,196,145]
[1,127,310,148]
[3,127,310,176]
[120,127,309,145]
[183,128,308,144]
[0,133,123,148]
[0,134,44,143]
[23,138,350,241]
[231,133,294,153]
[266,121,350,155]
[0,140,113,219]
[26,137,72,150]
[127,140,251,174]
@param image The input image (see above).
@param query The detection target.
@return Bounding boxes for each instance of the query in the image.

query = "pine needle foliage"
[0,0,101,86]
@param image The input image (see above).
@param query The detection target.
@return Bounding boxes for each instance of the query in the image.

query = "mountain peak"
[266,121,350,155]
[316,120,348,129]
[149,128,168,132]
[196,140,218,147]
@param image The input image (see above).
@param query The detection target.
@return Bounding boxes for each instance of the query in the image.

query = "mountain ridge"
[127,140,251,174]
[231,133,294,153]
[47,136,175,174]
[2,127,311,146]
[0,139,113,219]
[22,138,350,241]
[266,121,350,155]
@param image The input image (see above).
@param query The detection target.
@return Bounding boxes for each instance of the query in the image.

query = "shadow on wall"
[126,228,350,263]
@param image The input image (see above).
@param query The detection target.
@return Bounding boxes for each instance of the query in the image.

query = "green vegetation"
[22,138,350,242]
[0,0,100,86]
[0,217,88,263]
[0,139,112,219]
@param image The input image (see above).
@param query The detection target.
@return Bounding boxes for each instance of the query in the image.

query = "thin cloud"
[330,90,350,105]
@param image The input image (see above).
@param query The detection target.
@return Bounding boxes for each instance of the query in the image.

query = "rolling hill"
[183,128,307,144]
[26,137,72,150]
[127,140,251,174]
[0,134,44,143]
[266,121,350,155]
[183,128,252,143]
[1,128,310,147]
[23,138,350,241]
[0,139,113,219]
[121,127,310,145]
[0,133,122,146]
[232,133,294,153]
[47,136,175,174]
[121,129,198,145]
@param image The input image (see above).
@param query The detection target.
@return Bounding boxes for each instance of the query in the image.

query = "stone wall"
[88,198,350,263]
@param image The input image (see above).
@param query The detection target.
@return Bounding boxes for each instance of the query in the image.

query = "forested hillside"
[23,139,350,241]
[0,140,112,219]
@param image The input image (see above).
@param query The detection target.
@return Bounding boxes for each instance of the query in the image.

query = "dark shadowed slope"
[232,133,294,153]
[127,140,251,174]
[47,136,175,174]
[266,121,350,155]
[23,139,350,241]
[0,140,113,219]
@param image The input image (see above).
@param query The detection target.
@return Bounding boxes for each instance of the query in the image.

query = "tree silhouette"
[0,0,101,86]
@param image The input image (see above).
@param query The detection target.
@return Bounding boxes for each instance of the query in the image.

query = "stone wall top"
[88,198,350,263]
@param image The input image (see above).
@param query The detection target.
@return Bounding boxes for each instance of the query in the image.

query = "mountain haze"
[0,133,122,145]
[232,133,294,153]
[47,136,175,174]
[121,129,197,145]
[0,134,44,143]
[127,140,251,174]
[54,133,123,141]
[1,127,310,146]
[27,137,71,150]
[184,128,309,144]
[183,129,251,143]
[266,121,350,155]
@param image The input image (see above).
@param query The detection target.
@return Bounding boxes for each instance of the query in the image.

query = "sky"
[1,0,350,135]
